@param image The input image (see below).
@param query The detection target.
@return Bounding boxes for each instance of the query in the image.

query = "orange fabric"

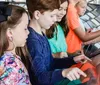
[82,78,90,83]
[66,4,82,53]
[71,62,97,83]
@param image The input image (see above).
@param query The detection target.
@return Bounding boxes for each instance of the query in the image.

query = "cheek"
[78,9,83,14]
[63,11,66,15]
[42,17,49,24]
[21,32,27,38]
[80,8,85,12]
[59,10,65,16]
[58,11,62,15]
[13,33,19,41]
[46,17,52,23]
[16,32,25,40]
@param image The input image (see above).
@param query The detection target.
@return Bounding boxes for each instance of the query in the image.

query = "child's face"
[37,9,58,29]
[56,1,68,22]
[10,13,29,47]
[76,1,87,16]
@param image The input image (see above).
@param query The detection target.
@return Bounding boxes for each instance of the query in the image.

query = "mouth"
[48,25,52,28]
[50,22,54,26]
[58,16,63,20]
[58,17,62,19]
[83,11,86,13]
[58,15,64,18]
[25,38,28,42]
[24,40,26,43]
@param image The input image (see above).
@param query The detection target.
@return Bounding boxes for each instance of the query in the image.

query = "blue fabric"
[27,27,76,85]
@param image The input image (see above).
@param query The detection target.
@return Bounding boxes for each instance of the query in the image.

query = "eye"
[51,15,53,17]
[59,7,62,11]
[51,15,55,18]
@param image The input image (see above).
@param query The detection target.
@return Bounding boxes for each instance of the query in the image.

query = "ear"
[34,10,41,20]
[6,28,13,38]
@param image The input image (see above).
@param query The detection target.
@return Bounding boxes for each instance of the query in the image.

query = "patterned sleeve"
[0,55,23,85]
[0,56,18,85]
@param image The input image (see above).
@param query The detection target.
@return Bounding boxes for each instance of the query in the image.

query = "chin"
[81,12,85,16]
[46,25,53,29]
[79,14,84,16]
[46,26,51,29]
[21,43,25,47]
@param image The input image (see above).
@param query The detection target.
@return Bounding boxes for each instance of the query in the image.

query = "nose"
[58,10,66,19]
[62,9,66,16]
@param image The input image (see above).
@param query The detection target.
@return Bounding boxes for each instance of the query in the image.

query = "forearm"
[84,36,100,45]
[84,31,100,41]
[53,56,76,69]
[74,27,100,42]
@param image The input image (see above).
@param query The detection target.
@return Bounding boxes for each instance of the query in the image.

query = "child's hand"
[62,67,87,81]
[73,54,92,63]
[87,28,93,33]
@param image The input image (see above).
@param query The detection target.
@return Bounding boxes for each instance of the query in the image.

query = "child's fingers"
[77,68,87,77]
[85,56,92,62]
[66,68,87,81]
[80,56,92,64]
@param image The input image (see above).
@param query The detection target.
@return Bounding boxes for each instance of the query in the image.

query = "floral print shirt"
[0,52,31,85]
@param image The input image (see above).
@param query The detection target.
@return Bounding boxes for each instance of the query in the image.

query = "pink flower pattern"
[0,52,31,85]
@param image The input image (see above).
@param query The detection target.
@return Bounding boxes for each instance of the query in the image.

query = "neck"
[6,41,16,54]
[41,28,46,34]
[29,19,43,35]
[5,48,16,55]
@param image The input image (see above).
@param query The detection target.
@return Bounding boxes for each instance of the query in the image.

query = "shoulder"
[68,4,77,13]
[0,54,15,66]
[0,54,16,79]
[28,27,38,39]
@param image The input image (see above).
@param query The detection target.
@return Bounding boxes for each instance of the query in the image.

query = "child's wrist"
[62,69,66,78]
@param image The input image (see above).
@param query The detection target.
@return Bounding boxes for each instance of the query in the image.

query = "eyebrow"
[51,14,56,16]
[51,12,57,15]
[60,6,67,9]
[59,7,63,8]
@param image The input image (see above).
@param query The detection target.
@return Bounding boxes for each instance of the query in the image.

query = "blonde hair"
[76,0,87,6]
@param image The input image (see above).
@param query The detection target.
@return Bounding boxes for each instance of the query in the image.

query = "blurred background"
[0,0,100,48]
[0,0,100,9]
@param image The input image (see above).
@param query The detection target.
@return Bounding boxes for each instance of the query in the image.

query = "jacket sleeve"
[53,55,76,69]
